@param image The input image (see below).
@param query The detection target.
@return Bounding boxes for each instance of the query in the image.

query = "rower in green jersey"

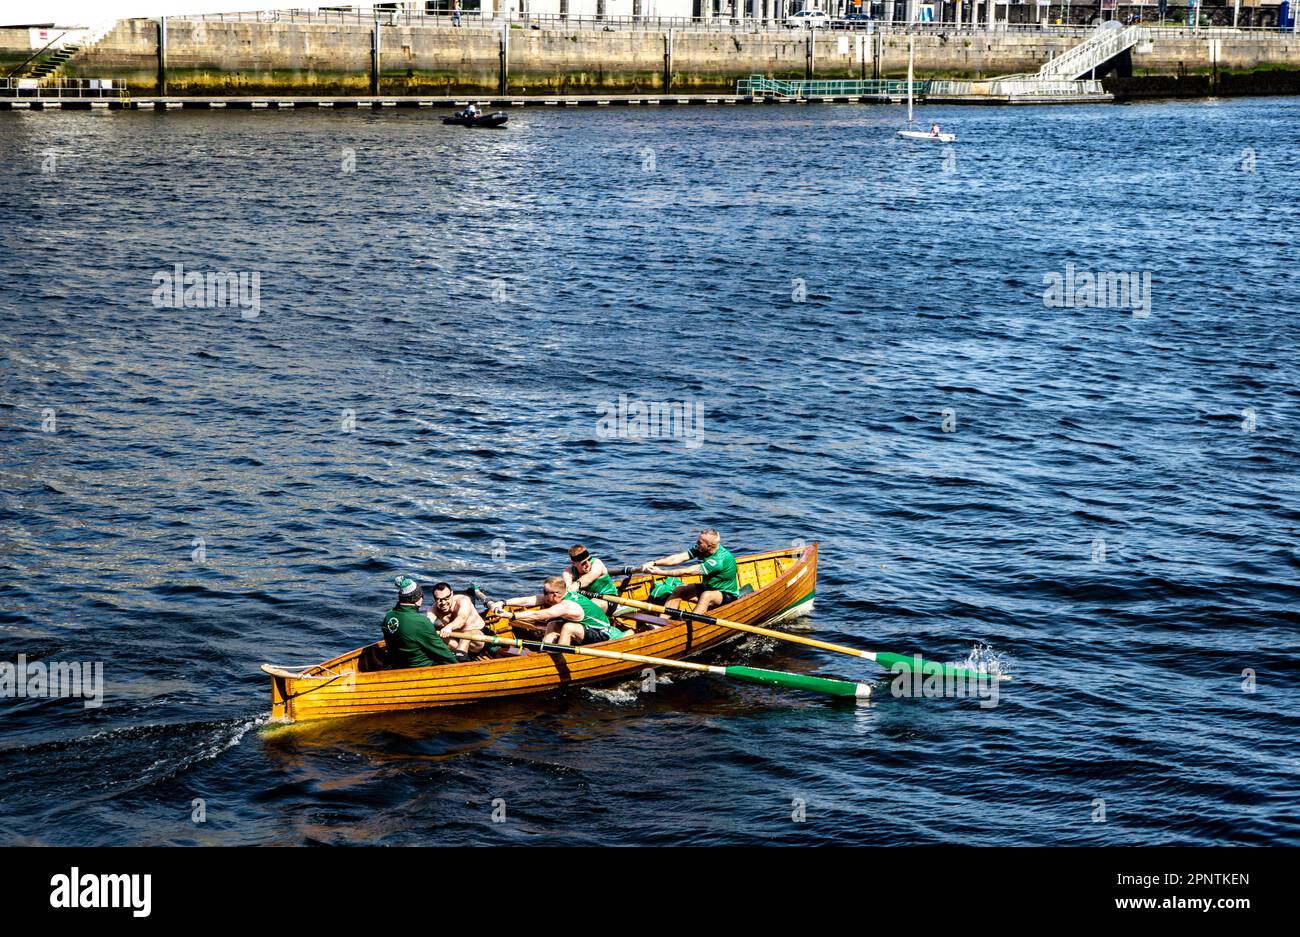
[641,528,740,615]
[561,543,618,614]
[382,576,459,668]
[493,576,628,646]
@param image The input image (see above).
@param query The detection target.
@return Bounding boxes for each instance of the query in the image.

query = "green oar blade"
[873,652,1002,682]
[724,666,871,699]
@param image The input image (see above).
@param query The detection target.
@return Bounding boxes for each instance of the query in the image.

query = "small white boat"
[899,129,956,143]
[897,36,955,143]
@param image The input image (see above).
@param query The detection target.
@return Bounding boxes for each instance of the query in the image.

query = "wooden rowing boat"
[261,542,818,722]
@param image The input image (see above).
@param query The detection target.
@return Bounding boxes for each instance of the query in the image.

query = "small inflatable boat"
[442,111,509,128]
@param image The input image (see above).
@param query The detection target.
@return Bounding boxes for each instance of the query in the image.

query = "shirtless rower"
[428,581,490,658]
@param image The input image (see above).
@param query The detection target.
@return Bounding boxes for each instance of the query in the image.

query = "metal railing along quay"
[178,9,1300,36]
[0,77,126,98]
[737,75,924,97]
[188,9,1091,33]
[928,76,1108,96]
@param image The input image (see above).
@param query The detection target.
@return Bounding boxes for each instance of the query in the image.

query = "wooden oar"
[589,591,1009,683]
[442,630,871,700]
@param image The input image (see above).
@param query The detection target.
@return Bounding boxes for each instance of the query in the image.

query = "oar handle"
[582,590,720,628]
[444,630,711,672]
[469,586,513,620]
[460,588,547,636]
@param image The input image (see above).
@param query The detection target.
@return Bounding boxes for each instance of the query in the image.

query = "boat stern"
[260,664,296,722]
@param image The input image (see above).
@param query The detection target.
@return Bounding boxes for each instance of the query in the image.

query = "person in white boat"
[930,122,941,137]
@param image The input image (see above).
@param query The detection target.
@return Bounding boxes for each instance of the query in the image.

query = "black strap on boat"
[580,590,714,626]
[466,582,491,607]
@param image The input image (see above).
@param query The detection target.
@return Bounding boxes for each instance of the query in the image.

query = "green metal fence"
[736,75,927,98]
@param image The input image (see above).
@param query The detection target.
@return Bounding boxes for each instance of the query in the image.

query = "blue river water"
[1,98,1297,846]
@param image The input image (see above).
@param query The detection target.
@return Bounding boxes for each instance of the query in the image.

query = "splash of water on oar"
[444,629,871,700]
[593,587,1010,684]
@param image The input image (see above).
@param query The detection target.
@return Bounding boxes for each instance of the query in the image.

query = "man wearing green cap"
[382,576,458,668]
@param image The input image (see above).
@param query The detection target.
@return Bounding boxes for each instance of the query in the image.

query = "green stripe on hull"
[763,589,816,624]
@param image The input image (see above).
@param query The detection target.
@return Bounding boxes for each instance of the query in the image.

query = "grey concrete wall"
[0,28,36,73]
[3,22,1298,94]
[1133,35,1300,73]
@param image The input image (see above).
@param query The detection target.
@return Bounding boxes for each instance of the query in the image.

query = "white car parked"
[785,10,832,28]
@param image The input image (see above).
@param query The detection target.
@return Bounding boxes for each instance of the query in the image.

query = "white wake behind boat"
[897,35,955,143]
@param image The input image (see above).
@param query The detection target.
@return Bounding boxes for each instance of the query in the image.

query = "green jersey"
[689,543,739,596]
[570,558,617,597]
[381,604,458,668]
[564,591,626,640]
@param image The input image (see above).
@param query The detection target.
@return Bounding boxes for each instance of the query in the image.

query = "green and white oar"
[597,591,1010,683]
[444,630,872,700]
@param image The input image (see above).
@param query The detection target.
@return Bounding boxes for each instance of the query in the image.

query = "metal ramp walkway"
[738,28,1141,108]
[737,75,924,101]
[928,76,1111,103]
[1037,24,1148,80]
[924,24,1137,103]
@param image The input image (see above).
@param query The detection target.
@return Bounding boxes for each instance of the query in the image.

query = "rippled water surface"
[1,99,1298,846]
